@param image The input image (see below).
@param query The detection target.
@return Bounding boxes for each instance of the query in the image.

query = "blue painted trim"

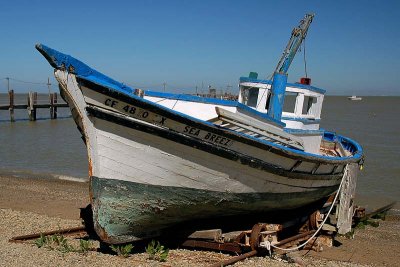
[35,44,132,95]
[284,128,324,135]
[282,116,321,124]
[323,132,364,157]
[240,77,326,94]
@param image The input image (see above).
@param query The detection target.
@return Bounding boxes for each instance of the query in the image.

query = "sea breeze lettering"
[183,126,201,136]
[204,132,232,146]
[183,126,232,146]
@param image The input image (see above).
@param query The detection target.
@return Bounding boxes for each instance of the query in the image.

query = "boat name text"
[103,98,232,147]
[104,98,166,125]
[184,126,232,147]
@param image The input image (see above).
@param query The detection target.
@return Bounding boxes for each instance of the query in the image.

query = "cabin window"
[265,93,271,110]
[242,87,259,108]
[302,96,317,115]
[283,92,297,113]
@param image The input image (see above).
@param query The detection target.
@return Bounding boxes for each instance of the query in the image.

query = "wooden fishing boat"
[36,14,363,244]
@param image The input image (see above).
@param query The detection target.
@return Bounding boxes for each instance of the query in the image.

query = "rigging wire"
[303,39,308,78]
[7,77,49,85]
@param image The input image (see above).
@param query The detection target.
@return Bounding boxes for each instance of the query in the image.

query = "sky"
[0,0,399,95]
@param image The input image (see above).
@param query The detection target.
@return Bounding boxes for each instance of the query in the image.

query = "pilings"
[8,90,15,122]
[50,92,58,119]
[0,91,68,121]
[27,91,38,121]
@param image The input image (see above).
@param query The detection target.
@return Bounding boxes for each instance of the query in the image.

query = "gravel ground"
[0,176,398,266]
[0,208,380,267]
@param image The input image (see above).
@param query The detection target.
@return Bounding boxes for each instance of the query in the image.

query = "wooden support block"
[9,90,15,122]
[223,231,245,243]
[188,229,222,242]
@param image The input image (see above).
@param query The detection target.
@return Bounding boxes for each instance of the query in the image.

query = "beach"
[1,174,399,267]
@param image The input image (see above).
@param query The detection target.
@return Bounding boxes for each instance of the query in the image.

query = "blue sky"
[0,0,399,95]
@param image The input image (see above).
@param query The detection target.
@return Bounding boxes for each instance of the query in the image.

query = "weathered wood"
[28,91,38,121]
[9,90,15,122]
[337,163,359,234]
[187,229,222,242]
[50,92,58,119]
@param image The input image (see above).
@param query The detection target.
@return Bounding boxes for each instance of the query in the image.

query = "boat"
[36,14,363,244]
[348,95,362,101]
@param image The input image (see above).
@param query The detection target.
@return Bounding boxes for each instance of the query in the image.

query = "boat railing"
[322,132,361,156]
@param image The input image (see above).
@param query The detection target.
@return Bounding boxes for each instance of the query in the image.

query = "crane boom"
[274,13,314,75]
[267,13,314,122]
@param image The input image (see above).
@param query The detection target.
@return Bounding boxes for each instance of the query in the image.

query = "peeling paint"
[90,176,337,244]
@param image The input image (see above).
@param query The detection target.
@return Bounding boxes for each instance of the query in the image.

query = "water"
[0,93,88,179]
[0,94,399,205]
[320,96,400,207]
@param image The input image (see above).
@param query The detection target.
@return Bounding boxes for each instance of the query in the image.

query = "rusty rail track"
[9,226,87,243]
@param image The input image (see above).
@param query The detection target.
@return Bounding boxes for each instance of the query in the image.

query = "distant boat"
[348,95,362,101]
[36,13,364,244]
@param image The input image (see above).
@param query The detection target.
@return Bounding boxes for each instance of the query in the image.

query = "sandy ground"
[0,175,399,266]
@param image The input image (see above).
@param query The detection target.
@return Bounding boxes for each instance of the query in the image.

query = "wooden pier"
[0,90,69,121]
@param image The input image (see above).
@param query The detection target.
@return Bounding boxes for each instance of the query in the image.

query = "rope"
[268,165,348,251]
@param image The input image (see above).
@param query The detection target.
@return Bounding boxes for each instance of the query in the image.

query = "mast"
[268,13,314,122]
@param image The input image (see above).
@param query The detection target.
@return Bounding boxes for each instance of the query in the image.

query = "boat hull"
[35,44,363,244]
[63,73,360,243]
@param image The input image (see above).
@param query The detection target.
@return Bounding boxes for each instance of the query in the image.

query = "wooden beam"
[187,229,222,242]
